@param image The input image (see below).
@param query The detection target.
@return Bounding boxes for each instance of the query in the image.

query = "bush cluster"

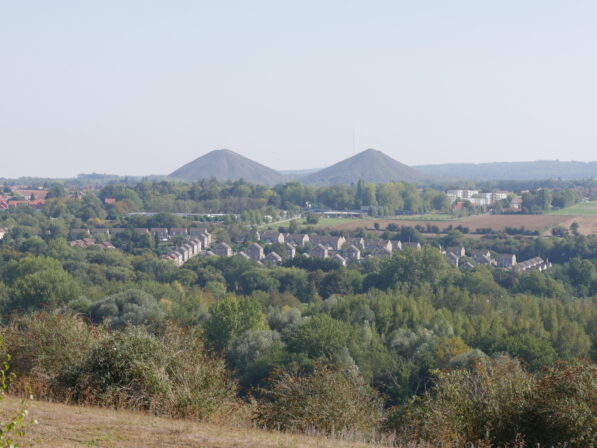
[392,355,597,447]
[2,312,237,421]
[255,363,385,437]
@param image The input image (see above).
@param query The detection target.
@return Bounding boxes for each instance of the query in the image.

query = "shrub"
[392,355,535,446]
[163,328,239,420]
[3,315,237,421]
[59,327,170,409]
[305,214,319,225]
[255,364,385,437]
[526,360,597,447]
[0,337,32,447]
[0,312,97,398]
[59,326,237,420]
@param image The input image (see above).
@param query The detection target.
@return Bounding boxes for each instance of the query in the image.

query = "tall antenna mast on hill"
[352,125,356,154]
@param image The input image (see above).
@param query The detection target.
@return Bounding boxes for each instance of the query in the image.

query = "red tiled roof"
[7,199,46,209]
[14,190,49,200]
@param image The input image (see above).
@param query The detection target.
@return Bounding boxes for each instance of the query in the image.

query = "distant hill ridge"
[169,148,426,186]
[169,149,286,185]
[302,149,427,185]
[415,160,597,181]
[169,149,595,185]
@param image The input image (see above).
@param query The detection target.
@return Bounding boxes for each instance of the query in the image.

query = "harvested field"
[330,214,597,236]
[557,215,597,235]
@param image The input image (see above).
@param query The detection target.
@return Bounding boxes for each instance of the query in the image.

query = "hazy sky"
[1,1,596,178]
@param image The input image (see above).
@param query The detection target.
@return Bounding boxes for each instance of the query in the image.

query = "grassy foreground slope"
[0,396,378,448]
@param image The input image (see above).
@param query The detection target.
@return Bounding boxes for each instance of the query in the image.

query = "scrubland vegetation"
[0,179,595,447]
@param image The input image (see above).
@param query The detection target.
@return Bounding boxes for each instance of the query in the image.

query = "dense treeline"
[519,188,584,213]
[94,179,453,215]
[7,178,589,225]
[472,177,596,193]
[0,186,596,445]
[109,180,586,213]
[0,238,594,445]
[91,179,588,216]
[0,231,595,421]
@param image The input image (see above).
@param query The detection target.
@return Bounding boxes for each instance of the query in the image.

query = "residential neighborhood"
[126,225,556,273]
[441,246,551,272]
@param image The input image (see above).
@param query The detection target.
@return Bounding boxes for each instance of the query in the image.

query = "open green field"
[307,217,371,228]
[548,201,597,216]
[306,214,456,228]
[302,211,596,235]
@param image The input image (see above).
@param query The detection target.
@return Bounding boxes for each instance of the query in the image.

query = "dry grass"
[0,396,388,448]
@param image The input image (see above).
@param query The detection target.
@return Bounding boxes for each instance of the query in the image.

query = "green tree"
[319,268,363,298]
[87,289,165,329]
[204,297,267,351]
[305,213,319,225]
[492,334,557,371]
[286,314,352,359]
[46,182,66,199]
[238,269,280,295]
[514,271,566,297]
[378,247,451,291]
[11,268,79,311]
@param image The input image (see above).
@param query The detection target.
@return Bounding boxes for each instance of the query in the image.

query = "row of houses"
[0,187,50,210]
[160,228,215,266]
[234,231,423,252]
[156,229,551,273]
[201,236,422,267]
[515,256,552,272]
[162,238,205,267]
[207,241,325,266]
[0,199,46,210]
[71,227,213,245]
[66,227,214,267]
[69,238,116,249]
[443,246,551,272]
